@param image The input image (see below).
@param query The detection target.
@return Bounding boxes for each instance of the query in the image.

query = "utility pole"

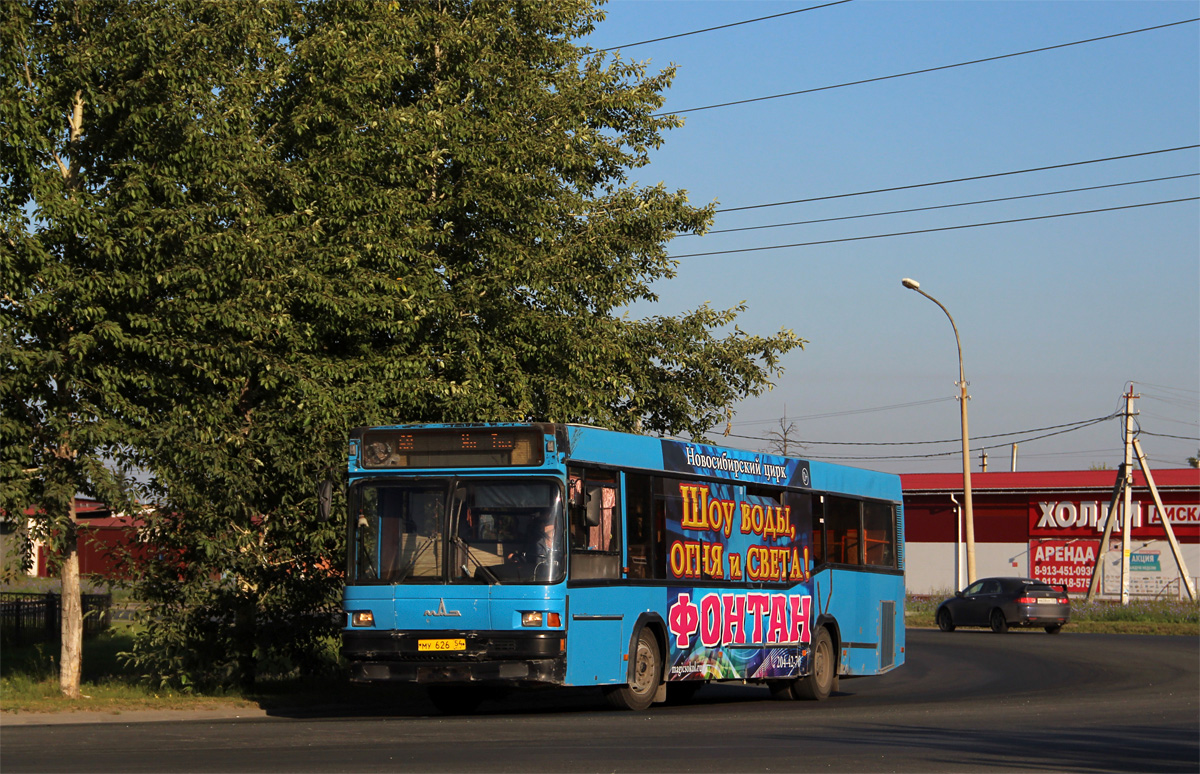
[1085,386,1195,603]
[1120,387,1135,604]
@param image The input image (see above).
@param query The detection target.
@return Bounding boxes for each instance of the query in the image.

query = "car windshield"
[350,478,565,585]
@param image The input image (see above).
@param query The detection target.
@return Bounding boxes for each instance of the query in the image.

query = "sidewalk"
[0,706,270,726]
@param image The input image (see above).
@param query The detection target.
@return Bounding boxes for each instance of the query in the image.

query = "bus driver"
[508,511,559,580]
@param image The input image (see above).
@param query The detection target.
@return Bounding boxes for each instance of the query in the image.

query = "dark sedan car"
[936,577,1070,634]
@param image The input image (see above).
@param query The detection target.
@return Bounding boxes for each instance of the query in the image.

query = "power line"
[811,415,1116,460]
[1136,381,1200,395]
[672,197,1199,258]
[694,174,1198,237]
[1013,448,1118,460]
[598,1,852,52]
[1142,411,1200,428]
[1139,430,1200,442]
[660,18,1199,116]
[721,413,1120,448]
[725,397,957,427]
[1142,399,1200,413]
[716,146,1199,214]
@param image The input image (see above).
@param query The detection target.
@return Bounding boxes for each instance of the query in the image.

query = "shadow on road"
[259,680,822,720]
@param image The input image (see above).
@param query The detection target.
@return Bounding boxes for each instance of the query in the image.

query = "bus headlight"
[520,611,562,627]
[350,611,375,627]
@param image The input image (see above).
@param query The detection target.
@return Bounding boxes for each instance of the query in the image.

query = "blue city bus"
[341,423,904,712]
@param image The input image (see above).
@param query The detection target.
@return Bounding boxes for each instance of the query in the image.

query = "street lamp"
[901,278,977,585]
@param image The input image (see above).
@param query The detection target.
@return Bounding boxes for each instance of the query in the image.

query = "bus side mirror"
[585,492,602,528]
[317,480,333,522]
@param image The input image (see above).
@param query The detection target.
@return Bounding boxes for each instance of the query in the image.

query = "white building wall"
[906,539,1200,598]
[905,542,1026,595]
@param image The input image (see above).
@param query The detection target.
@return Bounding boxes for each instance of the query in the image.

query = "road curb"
[0,706,270,726]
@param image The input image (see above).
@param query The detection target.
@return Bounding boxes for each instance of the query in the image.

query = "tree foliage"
[1,0,153,696]
[3,0,802,690]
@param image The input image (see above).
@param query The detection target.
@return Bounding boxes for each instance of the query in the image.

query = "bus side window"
[568,468,621,580]
[862,501,896,568]
[625,473,655,579]
[812,497,826,568]
[784,491,815,572]
[824,496,862,565]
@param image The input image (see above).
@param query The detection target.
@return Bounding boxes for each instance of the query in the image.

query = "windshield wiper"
[395,533,439,583]
[356,516,380,580]
[454,535,501,584]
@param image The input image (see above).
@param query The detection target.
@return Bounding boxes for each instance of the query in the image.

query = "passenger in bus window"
[477,512,496,541]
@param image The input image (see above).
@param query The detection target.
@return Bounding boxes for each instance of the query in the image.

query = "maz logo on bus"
[424,599,462,617]
[668,591,812,649]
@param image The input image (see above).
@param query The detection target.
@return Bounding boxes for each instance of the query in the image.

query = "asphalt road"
[2,630,1197,773]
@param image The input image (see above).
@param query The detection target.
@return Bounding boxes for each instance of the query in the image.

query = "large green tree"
[3,0,802,691]
[1,0,164,697]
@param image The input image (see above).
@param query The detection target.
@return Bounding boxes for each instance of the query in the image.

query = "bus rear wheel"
[604,628,661,711]
[794,628,835,701]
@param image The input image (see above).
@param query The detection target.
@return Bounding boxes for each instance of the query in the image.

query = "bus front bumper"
[342,630,566,685]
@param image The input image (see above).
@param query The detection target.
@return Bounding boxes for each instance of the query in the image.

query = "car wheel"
[937,608,955,632]
[1045,624,1063,634]
[990,609,1008,634]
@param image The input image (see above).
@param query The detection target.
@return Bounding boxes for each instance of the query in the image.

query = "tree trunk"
[56,90,88,701]
[235,596,257,692]
[60,512,83,699]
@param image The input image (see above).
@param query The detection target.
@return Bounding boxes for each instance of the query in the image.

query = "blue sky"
[584,0,1200,474]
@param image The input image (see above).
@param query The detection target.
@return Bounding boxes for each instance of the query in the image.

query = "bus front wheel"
[604,628,661,711]
[794,628,835,701]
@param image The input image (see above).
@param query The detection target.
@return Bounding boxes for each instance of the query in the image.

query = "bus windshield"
[350,479,565,585]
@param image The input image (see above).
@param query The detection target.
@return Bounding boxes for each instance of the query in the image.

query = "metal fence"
[0,591,112,646]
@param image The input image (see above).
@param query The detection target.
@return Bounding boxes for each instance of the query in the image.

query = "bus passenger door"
[565,467,627,685]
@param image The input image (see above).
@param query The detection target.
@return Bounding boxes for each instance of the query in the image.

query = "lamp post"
[902,278,977,585]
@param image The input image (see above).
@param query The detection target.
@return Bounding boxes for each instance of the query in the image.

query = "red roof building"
[901,469,1200,597]
[23,497,151,579]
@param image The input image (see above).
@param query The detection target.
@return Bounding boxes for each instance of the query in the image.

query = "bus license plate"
[418,638,466,652]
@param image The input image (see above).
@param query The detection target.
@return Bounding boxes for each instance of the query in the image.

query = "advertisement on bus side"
[666,587,814,680]
[658,467,818,681]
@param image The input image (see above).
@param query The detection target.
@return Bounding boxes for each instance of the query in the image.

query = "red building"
[901,469,1200,597]
[27,497,149,579]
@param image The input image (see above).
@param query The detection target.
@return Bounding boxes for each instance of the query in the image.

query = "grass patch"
[906,591,1200,635]
[0,623,255,714]
[0,621,349,715]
